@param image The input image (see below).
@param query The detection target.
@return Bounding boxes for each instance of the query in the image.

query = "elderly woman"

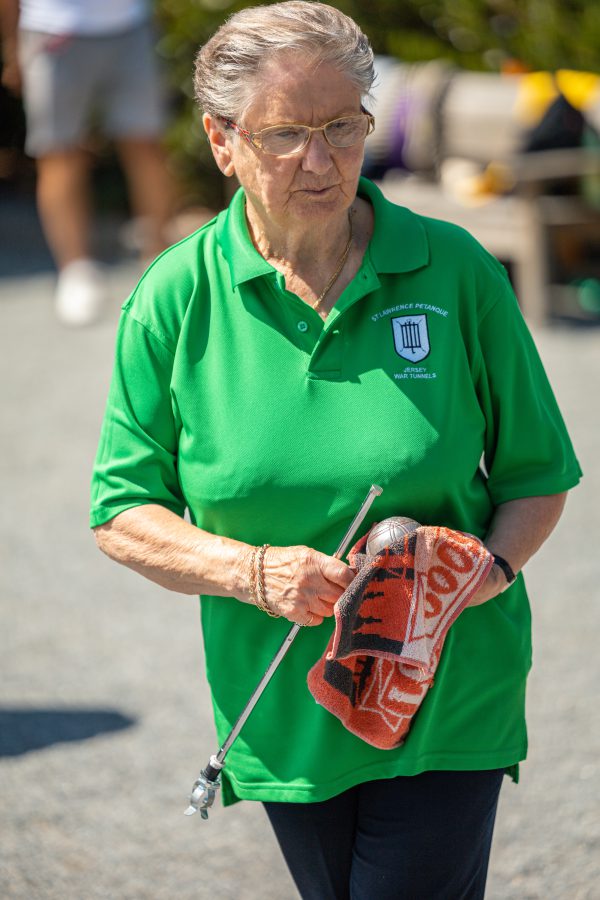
[91,3,581,898]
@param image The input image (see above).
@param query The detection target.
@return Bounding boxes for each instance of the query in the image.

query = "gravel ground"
[1,264,598,899]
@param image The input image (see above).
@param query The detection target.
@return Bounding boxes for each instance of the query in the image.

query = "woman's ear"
[203,113,236,177]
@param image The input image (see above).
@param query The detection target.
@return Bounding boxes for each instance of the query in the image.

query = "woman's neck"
[245,198,373,315]
[245,202,353,273]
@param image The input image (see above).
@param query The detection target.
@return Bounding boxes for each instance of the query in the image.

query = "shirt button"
[297,320,309,333]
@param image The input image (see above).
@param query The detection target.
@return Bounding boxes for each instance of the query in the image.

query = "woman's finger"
[309,595,338,617]
[296,610,324,627]
[314,553,356,590]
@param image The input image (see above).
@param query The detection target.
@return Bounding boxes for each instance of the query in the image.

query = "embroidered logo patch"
[391,315,430,362]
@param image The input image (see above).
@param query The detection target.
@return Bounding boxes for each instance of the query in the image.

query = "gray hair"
[194,1,375,121]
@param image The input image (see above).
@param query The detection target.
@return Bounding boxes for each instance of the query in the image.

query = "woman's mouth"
[299,185,337,195]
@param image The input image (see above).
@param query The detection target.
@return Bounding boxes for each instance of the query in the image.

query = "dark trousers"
[263,769,505,900]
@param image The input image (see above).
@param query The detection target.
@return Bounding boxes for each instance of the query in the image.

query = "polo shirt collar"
[358,177,429,273]
[215,187,273,288]
[215,175,429,289]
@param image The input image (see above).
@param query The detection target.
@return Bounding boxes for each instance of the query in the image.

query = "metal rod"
[217,623,301,763]
[331,484,384,560]
[185,484,383,817]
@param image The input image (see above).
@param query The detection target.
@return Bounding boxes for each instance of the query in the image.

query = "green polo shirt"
[91,177,581,806]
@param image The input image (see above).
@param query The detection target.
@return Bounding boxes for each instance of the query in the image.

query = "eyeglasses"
[220,110,375,156]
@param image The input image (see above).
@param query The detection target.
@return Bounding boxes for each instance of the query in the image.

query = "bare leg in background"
[117,136,174,262]
[36,149,93,269]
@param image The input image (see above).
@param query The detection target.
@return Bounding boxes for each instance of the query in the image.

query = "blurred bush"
[156,0,600,209]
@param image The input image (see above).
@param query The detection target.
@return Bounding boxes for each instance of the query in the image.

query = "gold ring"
[304,612,314,627]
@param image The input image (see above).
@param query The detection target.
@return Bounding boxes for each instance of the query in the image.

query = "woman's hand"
[261,545,355,626]
[466,564,505,607]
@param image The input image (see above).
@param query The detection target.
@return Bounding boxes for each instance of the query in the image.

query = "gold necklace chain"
[312,209,354,310]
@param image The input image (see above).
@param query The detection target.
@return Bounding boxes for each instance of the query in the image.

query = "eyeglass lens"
[260,116,370,154]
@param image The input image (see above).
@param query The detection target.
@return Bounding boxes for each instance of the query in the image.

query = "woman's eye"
[272,128,302,140]
[329,119,356,134]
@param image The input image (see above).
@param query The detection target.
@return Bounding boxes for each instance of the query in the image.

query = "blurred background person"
[0,0,174,325]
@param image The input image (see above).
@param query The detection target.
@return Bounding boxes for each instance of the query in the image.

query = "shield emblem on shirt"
[391,315,430,362]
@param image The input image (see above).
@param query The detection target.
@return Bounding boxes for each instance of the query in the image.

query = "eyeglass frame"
[218,107,375,156]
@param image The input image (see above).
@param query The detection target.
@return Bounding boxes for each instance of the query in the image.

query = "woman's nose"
[301,131,334,174]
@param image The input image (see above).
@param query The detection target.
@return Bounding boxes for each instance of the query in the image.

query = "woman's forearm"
[93,503,355,626]
[484,492,568,577]
[93,504,253,599]
[468,491,568,606]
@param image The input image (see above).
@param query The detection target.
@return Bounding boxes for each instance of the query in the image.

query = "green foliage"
[401,0,600,72]
[155,0,600,208]
[156,1,242,208]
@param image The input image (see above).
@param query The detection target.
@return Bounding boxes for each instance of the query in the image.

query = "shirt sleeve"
[474,268,582,505]
[90,308,186,528]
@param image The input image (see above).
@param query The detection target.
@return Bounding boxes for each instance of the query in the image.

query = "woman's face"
[211,54,366,232]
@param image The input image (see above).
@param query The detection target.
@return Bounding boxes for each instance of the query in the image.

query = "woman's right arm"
[94,503,253,597]
[93,504,354,625]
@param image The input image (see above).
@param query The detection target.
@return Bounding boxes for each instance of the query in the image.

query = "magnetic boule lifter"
[185,484,383,819]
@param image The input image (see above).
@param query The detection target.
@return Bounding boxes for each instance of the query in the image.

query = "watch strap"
[493,553,516,585]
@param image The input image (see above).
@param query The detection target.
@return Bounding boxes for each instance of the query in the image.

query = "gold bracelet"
[247,546,259,608]
[255,543,280,618]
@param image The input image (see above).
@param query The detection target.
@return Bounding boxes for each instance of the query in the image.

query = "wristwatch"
[493,553,516,586]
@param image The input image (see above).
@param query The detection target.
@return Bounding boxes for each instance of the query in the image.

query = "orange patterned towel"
[307,527,493,749]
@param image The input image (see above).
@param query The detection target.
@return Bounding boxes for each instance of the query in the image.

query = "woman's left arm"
[469,491,568,606]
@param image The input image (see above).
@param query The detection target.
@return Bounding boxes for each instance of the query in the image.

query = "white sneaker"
[54,259,108,326]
